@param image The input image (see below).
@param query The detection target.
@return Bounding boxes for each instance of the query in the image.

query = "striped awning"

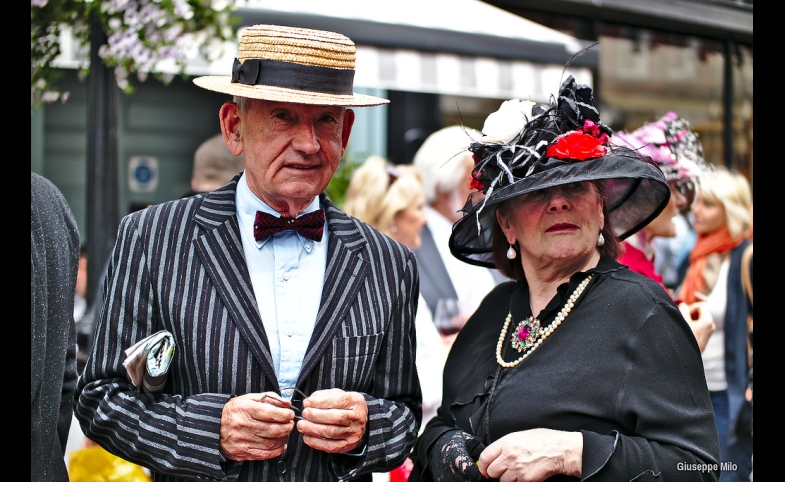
[354,45,593,102]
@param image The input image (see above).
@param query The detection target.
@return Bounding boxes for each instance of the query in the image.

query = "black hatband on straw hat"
[194,24,388,107]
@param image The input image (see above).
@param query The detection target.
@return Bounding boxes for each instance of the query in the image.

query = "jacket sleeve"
[580,301,720,481]
[58,318,78,453]
[73,213,234,481]
[332,248,423,480]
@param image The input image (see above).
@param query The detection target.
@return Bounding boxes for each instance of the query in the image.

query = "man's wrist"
[344,419,369,456]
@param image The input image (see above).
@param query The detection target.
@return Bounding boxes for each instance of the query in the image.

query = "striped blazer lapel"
[192,177,279,389]
[297,195,369,383]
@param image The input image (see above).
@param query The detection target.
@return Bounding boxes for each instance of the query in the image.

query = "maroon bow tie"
[254,209,325,242]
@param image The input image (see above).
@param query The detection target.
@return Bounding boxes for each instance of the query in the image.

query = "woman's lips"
[546,223,578,232]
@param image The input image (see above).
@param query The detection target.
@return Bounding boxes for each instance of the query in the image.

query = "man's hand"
[678,300,716,352]
[219,392,295,461]
[296,388,368,454]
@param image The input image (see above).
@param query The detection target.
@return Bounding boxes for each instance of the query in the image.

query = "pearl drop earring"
[597,232,605,247]
[390,225,398,234]
[506,243,517,260]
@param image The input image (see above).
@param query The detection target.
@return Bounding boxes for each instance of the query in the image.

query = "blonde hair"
[697,166,752,240]
[344,156,423,236]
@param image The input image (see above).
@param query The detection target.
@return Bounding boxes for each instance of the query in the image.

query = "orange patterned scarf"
[679,226,743,304]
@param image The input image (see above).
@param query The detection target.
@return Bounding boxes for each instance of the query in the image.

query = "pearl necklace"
[496,275,592,368]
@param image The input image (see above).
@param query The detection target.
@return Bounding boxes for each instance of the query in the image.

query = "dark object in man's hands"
[428,430,485,482]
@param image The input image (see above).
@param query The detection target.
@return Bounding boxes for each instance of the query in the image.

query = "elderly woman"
[678,166,753,482]
[410,77,720,482]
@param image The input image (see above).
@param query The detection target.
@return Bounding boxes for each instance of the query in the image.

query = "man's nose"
[292,122,320,154]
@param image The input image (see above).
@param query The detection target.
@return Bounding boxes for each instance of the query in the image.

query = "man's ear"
[219,101,244,156]
[341,109,355,151]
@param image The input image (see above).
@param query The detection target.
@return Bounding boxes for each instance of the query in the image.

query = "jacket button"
[276,460,287,474]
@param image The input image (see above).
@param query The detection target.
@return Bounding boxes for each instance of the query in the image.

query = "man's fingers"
[220,392,297,461]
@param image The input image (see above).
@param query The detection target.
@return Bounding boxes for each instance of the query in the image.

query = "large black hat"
[449,75,670,268]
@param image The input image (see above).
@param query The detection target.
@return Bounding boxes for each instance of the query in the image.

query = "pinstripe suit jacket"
[74,176,422,481]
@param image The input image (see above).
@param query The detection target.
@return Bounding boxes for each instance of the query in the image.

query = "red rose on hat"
[546,131,608,161]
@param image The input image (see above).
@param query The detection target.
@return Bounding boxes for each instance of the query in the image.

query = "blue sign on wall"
[128,156,159,193]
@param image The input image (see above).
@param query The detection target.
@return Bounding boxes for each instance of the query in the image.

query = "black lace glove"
[427,429,486,482]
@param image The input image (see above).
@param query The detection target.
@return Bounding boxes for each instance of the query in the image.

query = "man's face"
[227,99,354,213]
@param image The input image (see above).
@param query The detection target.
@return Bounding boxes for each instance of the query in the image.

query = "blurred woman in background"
[678,166,753,482]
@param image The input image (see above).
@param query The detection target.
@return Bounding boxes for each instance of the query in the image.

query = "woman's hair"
[344,156,423,236]
[491,181,621,280]
[696,165,752,240]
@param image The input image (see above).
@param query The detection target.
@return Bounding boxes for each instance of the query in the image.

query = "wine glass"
[433,297,461,335]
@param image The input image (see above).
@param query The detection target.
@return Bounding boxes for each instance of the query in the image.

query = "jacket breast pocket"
[329,333,385,391]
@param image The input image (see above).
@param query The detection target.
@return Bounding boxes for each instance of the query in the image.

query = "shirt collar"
[236,173,323,250]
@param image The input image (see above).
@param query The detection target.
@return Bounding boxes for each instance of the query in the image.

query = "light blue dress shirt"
[235,173,328,399]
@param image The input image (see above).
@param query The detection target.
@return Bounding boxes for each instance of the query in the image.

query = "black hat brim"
[448,149,671,268]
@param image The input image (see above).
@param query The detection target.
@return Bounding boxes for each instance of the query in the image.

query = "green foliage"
[325,149,368,210]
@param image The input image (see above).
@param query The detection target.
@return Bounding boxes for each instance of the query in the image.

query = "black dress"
[411,256,720,481]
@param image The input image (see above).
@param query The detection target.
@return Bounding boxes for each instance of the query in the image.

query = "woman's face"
[644,182,686,239]
[391,192,428,250]
[691,192,726,235]
[498,182,604,267]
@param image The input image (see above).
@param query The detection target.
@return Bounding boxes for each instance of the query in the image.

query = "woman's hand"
[477,428,582,482]
[678,300,715,352]
[427,430,485,482]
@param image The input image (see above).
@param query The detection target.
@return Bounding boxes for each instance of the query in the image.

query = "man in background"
[182,132,245,197]
[413,126,504,334]
[31,172,80,482]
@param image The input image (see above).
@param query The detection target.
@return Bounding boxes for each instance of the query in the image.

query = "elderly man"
[74,24,421,482]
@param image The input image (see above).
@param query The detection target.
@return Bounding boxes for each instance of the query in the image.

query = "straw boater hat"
[193,24,388,107]
[449,75,671,268]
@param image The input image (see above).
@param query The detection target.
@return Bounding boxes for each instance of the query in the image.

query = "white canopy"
[54,0,597,101]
